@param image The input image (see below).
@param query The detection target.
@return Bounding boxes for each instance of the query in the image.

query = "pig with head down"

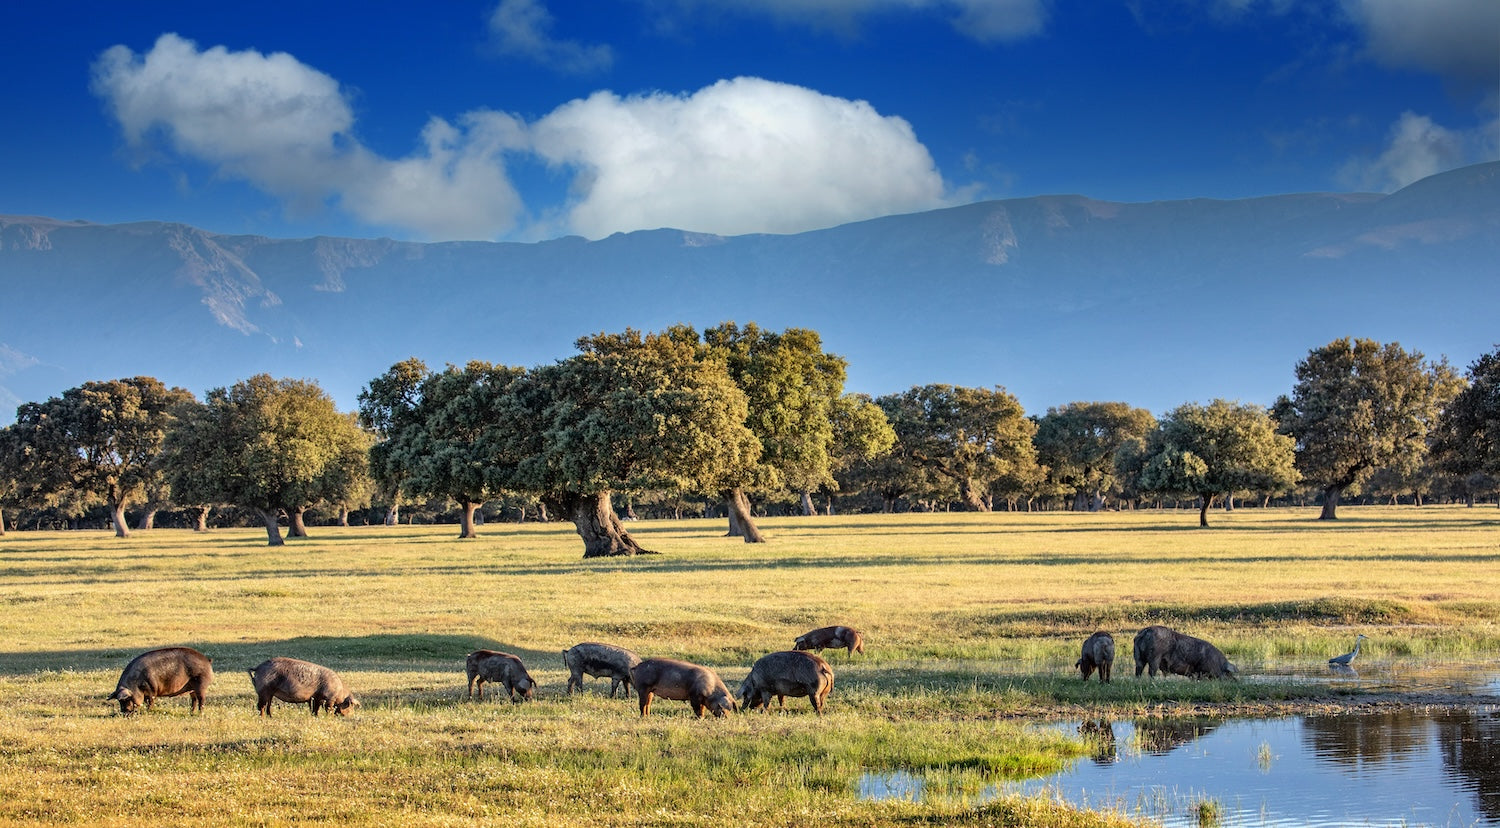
[466,650,537,702]
[630,657,736,718]
[1133,625,1236,680]
[738,650,834,715]
[108,647,214,714]
[1076,631,1115,683]
[563,642,641,698]
[248,657,359,716]
[793,625,864,657]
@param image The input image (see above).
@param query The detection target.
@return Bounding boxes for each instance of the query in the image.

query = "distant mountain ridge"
[2,161,1497,421]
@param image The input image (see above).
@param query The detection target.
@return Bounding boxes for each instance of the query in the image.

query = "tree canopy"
[1431,345,1500,502]
[498,329,762,557]
[1137,399,1298,526]
[1034,401,1156,511]
[7,377,193,537]
[165,374,364,545]
[877,384,1036,511]
[359,359,521,538]
[1274,338,1462,519]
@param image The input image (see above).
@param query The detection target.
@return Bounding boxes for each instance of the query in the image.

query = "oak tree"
[1139,399,1298,527]
[877,384,1036,511]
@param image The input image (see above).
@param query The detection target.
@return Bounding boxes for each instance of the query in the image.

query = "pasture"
[0,506,1496,825]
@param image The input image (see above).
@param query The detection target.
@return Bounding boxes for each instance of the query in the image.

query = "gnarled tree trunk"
[956,477,989,512]
[458,500,480,539]
[385,503,400,526]
[288,506,309,537]
[559,491,653,557]
[192,505,209,532]
[261,508,285,546]
[0,507,6,535]
[799,491,815,516]
[134,503,160,531]
[110,500,130,538]
[724,487,765,543]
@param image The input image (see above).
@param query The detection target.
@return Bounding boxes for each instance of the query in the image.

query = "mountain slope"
[2,162,1496,419]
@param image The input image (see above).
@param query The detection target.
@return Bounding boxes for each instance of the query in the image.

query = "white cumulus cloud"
[91,34,527,241]
[1339,111,1476,191]
[530,77,948,237]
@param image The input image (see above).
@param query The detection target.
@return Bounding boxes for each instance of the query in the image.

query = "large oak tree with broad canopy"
[876,384,1036,511]
[1136,399,1298,527]
[494,329,761,558]
[359,359,523,538]
[679,323,885,541]
[1273,338,1462,520]
[7,377,193,537]
[1430,345,1500,505]
[1034,401,1157,511]
[163,375,366,546]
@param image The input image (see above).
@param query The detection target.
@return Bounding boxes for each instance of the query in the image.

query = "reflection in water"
[997,710,1499,826]
[1133,716,1220,756]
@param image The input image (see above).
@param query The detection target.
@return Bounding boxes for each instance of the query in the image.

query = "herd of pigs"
[107,623,1234,719]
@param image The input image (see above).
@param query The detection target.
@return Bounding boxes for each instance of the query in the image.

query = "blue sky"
[3,0,1496,243]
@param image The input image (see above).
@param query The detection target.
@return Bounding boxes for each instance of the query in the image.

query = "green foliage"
[4,377,193,535]
[1432,345,1500,479]
[1138,399,1297,524]
[1034,402,1156,508]
[1274,338,1462,506]
[878,384,1037,511]
[165,374,360,523]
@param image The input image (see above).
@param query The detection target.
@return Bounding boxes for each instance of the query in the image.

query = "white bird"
[1328,634,1368,666]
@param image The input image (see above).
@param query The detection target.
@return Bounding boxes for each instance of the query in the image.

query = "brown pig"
[738,650,834,715]
[563,642,641,698]
[793,625,865,657]
[1133,625,1236,680]
[466,650,536,702]
[1076,631,1115,683]
[248,657,359,716]
[630,657,736,718]
[108,647,214,714]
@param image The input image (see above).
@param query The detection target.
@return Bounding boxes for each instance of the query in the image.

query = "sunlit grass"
[0,505,1495,825]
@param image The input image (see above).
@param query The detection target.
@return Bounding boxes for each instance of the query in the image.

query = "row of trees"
[1,333,1496,554]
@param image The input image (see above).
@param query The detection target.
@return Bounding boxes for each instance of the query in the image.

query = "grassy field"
[0,505,1496,826]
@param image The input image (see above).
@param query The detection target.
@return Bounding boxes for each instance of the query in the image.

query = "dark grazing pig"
[563,642,641,698]
[630,657,736,718]
[466,650,536,702]
[793,625,864,657]
[108,647,214,714]
[1076,631,1115,683]
[1133,625,1236,680]
[248,657,359,716]
[738,650,835,715]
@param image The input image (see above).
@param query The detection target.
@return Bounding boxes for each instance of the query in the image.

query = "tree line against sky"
[1,327,1496,557]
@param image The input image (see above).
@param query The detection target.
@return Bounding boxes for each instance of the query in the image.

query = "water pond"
[860,661,1500,827]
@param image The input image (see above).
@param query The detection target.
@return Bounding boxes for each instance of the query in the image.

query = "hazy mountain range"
[2,161,1497,423]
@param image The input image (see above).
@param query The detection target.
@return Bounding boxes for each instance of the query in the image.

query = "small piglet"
[109,646,214,714]
[739,650,835,715]
[466,650,536,702]
[630,657,736,718]
[793,625,865,657]
[248,657,359,716]
[562,642,641,698]
[1076,631,1115,683]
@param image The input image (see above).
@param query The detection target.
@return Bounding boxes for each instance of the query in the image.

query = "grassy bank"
[0,506,1495,825]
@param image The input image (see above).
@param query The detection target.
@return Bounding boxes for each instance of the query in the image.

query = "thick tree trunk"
[1319,486,1342,520]
[562,491,652,557]
[458,500,480,539]
[338,506,350,527]
[288,507,309,537]
[799,491,815,517]
[881,493,897,513]
[0,507,5,535]
[134,505,159,531]
[193,505,209,532]
[725,488,766,543]
[1199,495,1211,528]
[262,508,285,546]
[385,504,399,526]
[110,500,130,538]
